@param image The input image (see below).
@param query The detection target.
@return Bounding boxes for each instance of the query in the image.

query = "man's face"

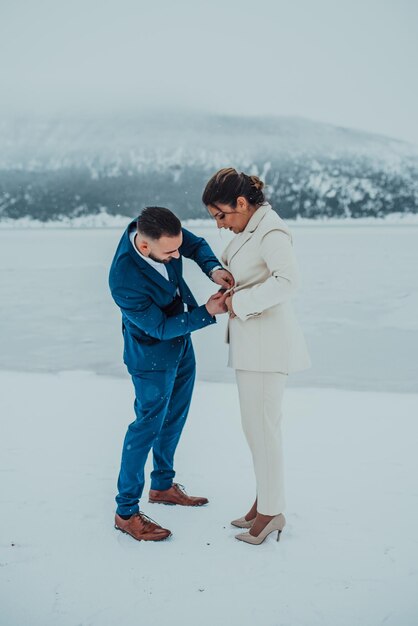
[138,232,183,263]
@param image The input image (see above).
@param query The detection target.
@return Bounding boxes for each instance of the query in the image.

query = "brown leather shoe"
[114,512,171,542]
[149,483,208,507]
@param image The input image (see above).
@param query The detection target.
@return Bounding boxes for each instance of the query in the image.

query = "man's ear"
[136,235,150,257]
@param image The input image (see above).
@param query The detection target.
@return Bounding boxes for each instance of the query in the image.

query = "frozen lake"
[0,222,417,392]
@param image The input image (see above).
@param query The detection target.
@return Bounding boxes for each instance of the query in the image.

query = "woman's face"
[207,197,256,234]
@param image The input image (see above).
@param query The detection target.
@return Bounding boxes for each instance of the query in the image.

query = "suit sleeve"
[179,228,221,276]
[111,285,216,340]
[231,230,299,321]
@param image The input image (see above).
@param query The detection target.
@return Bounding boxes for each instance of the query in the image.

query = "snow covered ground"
[1,222,418,625]
[1,371,418,626]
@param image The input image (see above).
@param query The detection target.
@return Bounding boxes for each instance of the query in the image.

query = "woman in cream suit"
[202,168,311,545]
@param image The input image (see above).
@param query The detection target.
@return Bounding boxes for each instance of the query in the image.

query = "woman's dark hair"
[202,168,265,209]
[136,206,181,240]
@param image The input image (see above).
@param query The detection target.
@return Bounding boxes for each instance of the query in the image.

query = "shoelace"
[136,511,162,528]
[173,482,187,494]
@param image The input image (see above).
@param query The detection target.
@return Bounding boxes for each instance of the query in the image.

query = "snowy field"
[1,372,417,626]
[1,221,418,625]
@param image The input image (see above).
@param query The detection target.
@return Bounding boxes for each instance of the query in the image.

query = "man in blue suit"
[109,206,233,542]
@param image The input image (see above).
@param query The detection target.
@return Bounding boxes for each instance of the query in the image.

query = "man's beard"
[148,252,171,264]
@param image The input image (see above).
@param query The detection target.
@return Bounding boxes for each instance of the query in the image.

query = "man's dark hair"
[136,206,181,240]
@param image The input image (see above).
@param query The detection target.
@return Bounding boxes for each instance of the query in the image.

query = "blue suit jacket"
[109,220,221,373]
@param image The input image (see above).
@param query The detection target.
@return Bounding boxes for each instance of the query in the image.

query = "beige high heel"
[235,514,286,545]
[230,516,256,529]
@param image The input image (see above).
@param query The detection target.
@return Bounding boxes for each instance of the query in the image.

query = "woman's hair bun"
[202,168,266,208]
[248,175,264,191]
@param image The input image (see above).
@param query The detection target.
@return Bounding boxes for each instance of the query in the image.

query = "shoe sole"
[235,529,283,545]
[148,500,208,506]
[114,525,172,542]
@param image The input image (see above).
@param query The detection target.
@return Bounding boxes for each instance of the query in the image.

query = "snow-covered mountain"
[1,113,417,220]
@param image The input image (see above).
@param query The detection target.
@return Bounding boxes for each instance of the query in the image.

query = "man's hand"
[210,269,235,289]
[225,294,236,319]
[205,291,228,316]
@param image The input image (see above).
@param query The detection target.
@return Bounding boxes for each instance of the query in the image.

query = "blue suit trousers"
[115,337,196,516]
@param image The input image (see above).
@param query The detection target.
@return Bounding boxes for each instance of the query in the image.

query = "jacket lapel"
[169,259,198,308]
[223,203,272,266]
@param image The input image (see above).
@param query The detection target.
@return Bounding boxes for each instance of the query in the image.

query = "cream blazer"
[221,203,311,373]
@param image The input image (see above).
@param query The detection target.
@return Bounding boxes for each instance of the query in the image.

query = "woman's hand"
[225,293,236,318]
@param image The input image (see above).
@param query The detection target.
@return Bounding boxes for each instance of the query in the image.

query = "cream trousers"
[235,370,287,516]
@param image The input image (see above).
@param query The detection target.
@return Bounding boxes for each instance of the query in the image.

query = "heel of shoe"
[276,529,282,542]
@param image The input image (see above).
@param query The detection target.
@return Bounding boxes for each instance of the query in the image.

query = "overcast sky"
[1,0,417,143]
